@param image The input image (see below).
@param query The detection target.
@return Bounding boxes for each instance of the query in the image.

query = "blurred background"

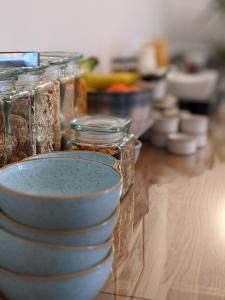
[1,0,225,137]
[1,0,225,71]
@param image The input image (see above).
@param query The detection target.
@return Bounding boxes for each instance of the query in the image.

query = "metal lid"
[71,115,131,133]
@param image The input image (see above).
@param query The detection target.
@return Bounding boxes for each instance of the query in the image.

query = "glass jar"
[65,55,87,117]
[0,70,17,166]
[41,52,87,116]
[75,66,88,117]
[62,59,78,143]
[70,115,135,196]
[0,97,6,167]
[41,53,84,148]
[18,65,60,154]
[0,69,35,163]
[42,62,64,151]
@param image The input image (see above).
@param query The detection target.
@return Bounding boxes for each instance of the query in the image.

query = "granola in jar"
[0,69,27,165]
[0,101,6,167]
[60,77,76,146]
[75,70,87,117]
[35,82,56,154]
[40,53,83,149]
[4,91,34,163]
[70,115,135,196]
[18,65,61,155]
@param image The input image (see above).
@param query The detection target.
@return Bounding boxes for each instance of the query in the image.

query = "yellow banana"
[86,72,140,91]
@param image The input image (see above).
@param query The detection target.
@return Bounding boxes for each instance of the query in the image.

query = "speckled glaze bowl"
[0,158,122,229]
[0,248,113,300]
[0,206,119,246]
[24,150,118,169]
[0,228,112,275]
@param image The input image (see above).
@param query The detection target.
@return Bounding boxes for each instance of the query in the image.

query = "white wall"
[0,0,165,71]
[163,0,225,55]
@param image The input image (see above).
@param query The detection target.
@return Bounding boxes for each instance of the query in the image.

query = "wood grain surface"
[95,118,225,300]
[1,118,225,300]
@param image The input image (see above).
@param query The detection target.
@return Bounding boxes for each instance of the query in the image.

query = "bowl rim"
[0,227,113,250]
[0,248,114,281]
[0,158,122,200]
[0,205,120,235]
[134,139,142,150]
[23,150,117,165]
[167,133,197,143]
[180,114,209,122]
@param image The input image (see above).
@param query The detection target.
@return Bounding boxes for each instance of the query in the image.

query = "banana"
[86,72,140,91]
[80,57,99,73]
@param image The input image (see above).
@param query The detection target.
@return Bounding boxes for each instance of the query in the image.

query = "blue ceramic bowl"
[0,249,113,300]
[0,158,122,229]
[0,228,112,275]
[0,205,119,246]
[24,150,118,169]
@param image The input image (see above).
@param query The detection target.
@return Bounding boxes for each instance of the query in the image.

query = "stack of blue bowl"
[0,151,122,300]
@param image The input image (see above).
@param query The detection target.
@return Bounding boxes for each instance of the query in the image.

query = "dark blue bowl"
[87,87,154,118]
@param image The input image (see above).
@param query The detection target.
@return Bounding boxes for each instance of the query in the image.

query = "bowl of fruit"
[86,72,155,136]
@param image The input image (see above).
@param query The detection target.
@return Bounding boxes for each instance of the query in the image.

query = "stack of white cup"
[150,115,179,148]
[180,115,209,148]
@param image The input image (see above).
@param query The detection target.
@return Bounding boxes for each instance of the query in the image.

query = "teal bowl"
[0,158,122,229]
[24,150,118,169]
[0,249,113,300]
[0,206,119,246]
[0,228,112,275]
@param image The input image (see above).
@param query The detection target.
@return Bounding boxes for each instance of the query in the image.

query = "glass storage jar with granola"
[0,97,6,167]
[40,52,84,148]
[65,54,87,117]
[70,115,135,196]
[17,65,60,154]
[0,68,36,164]
[42,61,65,151]
[0,70,21,166]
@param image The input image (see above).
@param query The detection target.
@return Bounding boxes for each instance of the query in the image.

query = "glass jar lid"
[40,56,70,66]
[0,68,24,80]
[22,64,48,75]
[41,52,83,63]
[71,115,131,133]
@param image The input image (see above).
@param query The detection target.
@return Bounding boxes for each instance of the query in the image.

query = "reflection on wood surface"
[96,118,225,300]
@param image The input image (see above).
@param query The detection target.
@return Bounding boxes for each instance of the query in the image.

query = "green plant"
[208,0,225,68]
[214,0,225,13]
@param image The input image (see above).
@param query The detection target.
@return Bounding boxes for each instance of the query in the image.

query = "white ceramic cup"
[195,133,208,148]
[167,133,197,156]
[152,116,179,133]
[181,115,209,134]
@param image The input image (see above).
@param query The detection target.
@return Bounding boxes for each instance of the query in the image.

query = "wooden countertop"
[95,116,225,300]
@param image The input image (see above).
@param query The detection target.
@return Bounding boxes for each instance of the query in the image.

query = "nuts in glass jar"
[35,84,55,154]
[0,109,6,167]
